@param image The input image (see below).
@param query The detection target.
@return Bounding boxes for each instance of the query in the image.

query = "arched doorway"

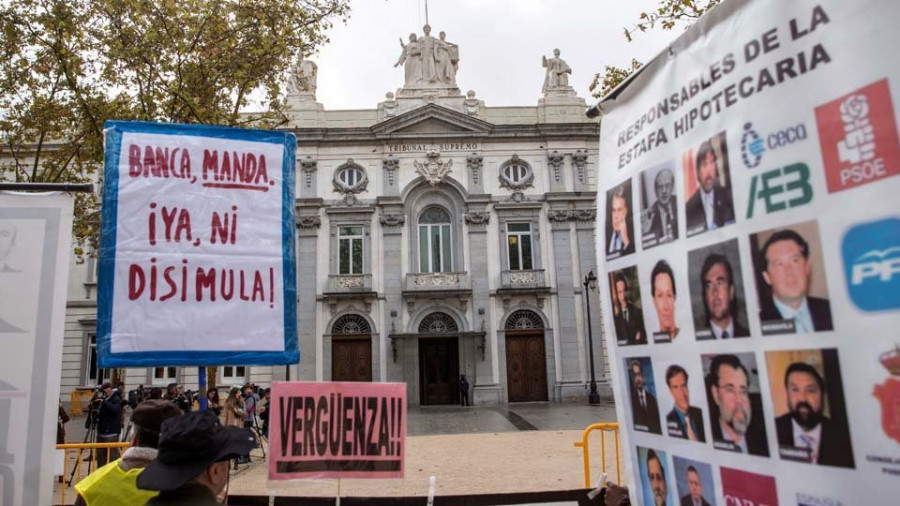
[418,312,459,406]
[505,310,548,402]
[331,314,372,382]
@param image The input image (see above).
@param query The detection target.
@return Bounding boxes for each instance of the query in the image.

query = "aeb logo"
[740,121,808,169]
[842,217,900,312]
[746,162,813,218]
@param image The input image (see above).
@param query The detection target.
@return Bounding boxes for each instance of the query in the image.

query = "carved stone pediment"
[371,103,493,137]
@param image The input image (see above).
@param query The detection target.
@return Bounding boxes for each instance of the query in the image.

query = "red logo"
[721,467,778,506]
[814,78,900,193]
[874,345,900,444]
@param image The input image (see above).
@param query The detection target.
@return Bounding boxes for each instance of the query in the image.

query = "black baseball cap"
[137,411,256,491]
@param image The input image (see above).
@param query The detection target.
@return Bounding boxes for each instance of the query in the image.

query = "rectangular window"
[221,365,247,385]
[152,367,178,386]
[338,226,363,274]
[85,334,111,384]
[419,224,452,273]
[507,223,534,271]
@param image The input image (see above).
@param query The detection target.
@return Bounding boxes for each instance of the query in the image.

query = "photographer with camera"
[165,382,192,413]
[95,382,124,467]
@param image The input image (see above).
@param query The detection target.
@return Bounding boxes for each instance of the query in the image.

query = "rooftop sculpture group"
[394,24,459,88]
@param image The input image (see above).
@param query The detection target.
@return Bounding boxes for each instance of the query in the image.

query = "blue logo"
[842,217,900,312]
[740,121,808,169]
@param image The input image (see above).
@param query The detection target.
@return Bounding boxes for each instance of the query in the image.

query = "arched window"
[419,312,459,333]
[418,206,452,273]
[332,314,372,335]
[505,310,544,330]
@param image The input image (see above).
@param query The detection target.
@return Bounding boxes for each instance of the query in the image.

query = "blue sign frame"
[97,120,299,367]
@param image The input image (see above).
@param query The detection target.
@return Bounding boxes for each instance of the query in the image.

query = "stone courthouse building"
[60,24,610,406]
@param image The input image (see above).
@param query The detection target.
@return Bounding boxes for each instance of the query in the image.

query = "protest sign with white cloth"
[0,192,74,506]
[595,0,900,504]
[98,121,298,367]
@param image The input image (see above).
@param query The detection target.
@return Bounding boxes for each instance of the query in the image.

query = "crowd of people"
[59,381,271,505]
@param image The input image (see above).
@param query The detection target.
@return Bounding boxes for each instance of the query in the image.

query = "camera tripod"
[66,401,100,487]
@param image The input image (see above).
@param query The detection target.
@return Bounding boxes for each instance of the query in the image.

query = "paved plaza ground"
[57,401,626,504]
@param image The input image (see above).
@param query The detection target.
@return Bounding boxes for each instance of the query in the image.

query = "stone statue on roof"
[395,25,459,89]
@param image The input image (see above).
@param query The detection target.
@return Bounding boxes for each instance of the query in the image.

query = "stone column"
[548,209,580,399]
[298,156,318,199]
[466,153,484,194]
[465,205,500,405]
[547,150,566,192]
[295,212,321,380]
[382,154,400,197]
[574,208,612,396]
[571,150,589,188]
[379,201,405,383]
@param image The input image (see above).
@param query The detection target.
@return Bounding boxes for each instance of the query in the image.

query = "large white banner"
[596,0,900,504]
[0,192,74,506]
[98,121,298,367]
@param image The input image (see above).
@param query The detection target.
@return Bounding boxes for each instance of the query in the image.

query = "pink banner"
[268,381,406,480]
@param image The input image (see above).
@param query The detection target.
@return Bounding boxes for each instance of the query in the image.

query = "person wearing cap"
[74,400,183,506]
[95,381,124,467]
[137,410,256,505]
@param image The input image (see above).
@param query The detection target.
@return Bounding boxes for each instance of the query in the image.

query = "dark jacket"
[647,198,678,242]
[759,296,834,332]
[630,388,661,434]
[685,186,735,234]
[615,302,647,345]
[147,483,220,506]
[775,414,854,468]
[97,391,123,436]
[698,319,749,340]
[710,394,769,457]
[681,494,712,506]
[666,406,706,442]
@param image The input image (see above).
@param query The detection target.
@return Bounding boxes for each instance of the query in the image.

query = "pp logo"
[746,162,813,218]
[815,79,900,193]
[842,217,900,312]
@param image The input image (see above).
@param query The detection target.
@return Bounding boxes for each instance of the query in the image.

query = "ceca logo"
[740,121,808,169]
[842,217,900,311]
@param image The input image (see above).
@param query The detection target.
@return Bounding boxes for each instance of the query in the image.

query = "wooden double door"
[332,335,372,382]
[505,331,548,402]
[418,337,459,406]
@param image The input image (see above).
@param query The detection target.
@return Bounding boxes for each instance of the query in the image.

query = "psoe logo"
[815,78,900,193]
[842,217,900,311]
[740,121,808,169]
[746,162,813,218]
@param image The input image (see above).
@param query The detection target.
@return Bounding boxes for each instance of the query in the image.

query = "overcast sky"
[312,0,683,110]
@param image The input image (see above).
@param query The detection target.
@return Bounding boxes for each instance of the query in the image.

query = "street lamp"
[583,270,601,405]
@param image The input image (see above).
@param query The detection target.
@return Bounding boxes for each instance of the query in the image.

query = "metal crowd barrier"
[572,422,621,489]
[56,442,131,505]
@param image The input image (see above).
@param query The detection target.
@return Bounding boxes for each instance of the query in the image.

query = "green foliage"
[589,0,721,99]
[0,0,350,259]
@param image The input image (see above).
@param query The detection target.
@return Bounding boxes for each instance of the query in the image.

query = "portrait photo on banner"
[764,348,855,468]
[608,265,647,346]
[683,131,736,238]
[640,161,680,249]
[702,352,770,457]
[688,239,750,340]
[605,178,636,260]
[749,220,835,336]
[625,357,663,435]
[645,258,685,344]
[637,446,674,506]
[672,455,717,506]
[658,359,707,443]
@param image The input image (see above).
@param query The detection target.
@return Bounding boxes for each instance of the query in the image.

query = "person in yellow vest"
[74,400,182,506]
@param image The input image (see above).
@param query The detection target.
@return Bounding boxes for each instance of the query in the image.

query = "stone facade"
[55,27,611,405]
